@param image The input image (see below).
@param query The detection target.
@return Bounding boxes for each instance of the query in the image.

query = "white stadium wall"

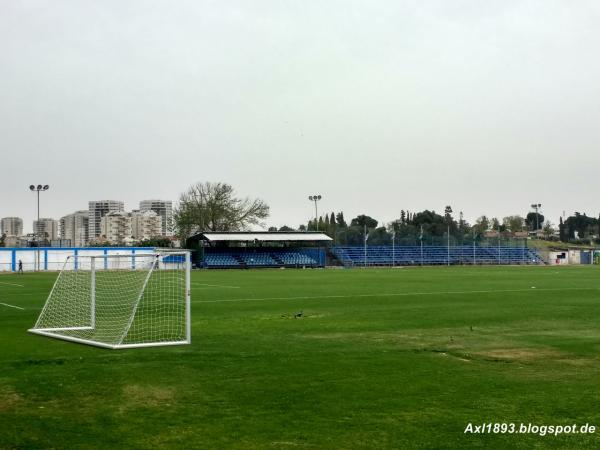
[0,248,156,272]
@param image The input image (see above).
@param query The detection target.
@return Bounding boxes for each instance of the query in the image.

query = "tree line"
[169,181,600,246]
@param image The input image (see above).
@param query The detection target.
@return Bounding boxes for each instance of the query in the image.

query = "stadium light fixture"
[447,224,450,266]
[530,203,542,232]
[29,184,50,269]
[472,229,478,265]
[364,224,369,267]
[419,225,424,266]
[308,195,322,230]
[391,230,395,267]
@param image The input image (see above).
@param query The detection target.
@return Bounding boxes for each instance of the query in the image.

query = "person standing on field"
[18,259,23,274]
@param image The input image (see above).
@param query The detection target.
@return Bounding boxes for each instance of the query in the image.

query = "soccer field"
[2,266,600,449]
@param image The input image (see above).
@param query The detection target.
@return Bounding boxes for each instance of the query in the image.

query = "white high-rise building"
[33,218,59,241]
[1,217,23,237]
[139,200,173,236]
[60,211,89,247]
[131,210,162,241]
[89,200,124,239]
[100,211,132,245]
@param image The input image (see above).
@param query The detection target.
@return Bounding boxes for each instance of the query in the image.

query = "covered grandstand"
[188,232,332,269]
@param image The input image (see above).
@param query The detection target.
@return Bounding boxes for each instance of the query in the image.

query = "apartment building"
[1,217,23,237]
[89,200,124,239]
[33,218,59,241]
[139,200,173,236]
[131,210,162,241]
[60,210,89,247]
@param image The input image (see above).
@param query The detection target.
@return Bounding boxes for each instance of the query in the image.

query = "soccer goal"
[29,251,191,349]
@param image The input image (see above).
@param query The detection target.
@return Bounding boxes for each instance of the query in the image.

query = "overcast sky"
[2,1,600,233]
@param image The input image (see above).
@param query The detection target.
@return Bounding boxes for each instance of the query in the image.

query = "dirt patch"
[0,389,22,411]
[477,347,566,362]
[121,385,175,409]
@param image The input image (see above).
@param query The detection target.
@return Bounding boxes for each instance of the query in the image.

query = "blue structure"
[0,247,156,272]
[332,245,543,266]
[189,231,331,269]
[202,248,326,268]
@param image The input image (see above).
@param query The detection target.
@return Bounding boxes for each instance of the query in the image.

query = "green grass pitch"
[2,266,600,449]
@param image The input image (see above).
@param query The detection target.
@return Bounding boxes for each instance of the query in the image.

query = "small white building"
[547,251,569,265]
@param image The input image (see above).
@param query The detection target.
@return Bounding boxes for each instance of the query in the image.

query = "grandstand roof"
[195,232,333,242]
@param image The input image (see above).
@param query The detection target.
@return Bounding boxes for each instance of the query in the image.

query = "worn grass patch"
[0,388,21,411]
[121,385,175,409]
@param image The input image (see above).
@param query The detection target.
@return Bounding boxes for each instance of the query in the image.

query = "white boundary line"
[192,283,240,289]
[194,287,600,304]
[0,281,24,287]
[0,302,25,310]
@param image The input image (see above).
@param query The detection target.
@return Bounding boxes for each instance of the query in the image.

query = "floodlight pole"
[29,184,49,271]
[497,223,501,265]
[473,230,477,265]
[420,225,424,266]
[364,224,368,268]
[308,195,322,230]
[531,203,541,232]
[392,230,395,267]
[447,225,450,266]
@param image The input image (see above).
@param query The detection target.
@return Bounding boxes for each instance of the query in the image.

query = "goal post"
[29,251,191,349]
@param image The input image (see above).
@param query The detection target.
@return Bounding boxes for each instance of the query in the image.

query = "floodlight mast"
[364,224,368,267]
[308,195,322,230]
[391,230,395,267]
[419,225,424,266]
[447,225,450,266]
[530,203,542,232]
[29,184,50,271]
[473,229,477,265]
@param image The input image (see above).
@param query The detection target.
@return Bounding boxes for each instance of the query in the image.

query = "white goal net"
[29,251,191,349]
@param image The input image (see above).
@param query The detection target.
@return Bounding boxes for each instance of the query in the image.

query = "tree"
[491,217,504,232]
[329,212,336,239]
[411,210,447,236]
[336,212,347,228]
[339,226,364,245]
[559,217,567,242]
[472,216,489,235]
[542,222,555,240]
[137,237,173,248]
[350,215,378,229]
[503,215,525,232]
[174,182,269,240]
[268,226,278,232]
[526,212,545,231]
[368,227,392,245]
[564,212,598,240]
[279,225,295,232]
[0,233,5,247]
[444,206,453,224]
